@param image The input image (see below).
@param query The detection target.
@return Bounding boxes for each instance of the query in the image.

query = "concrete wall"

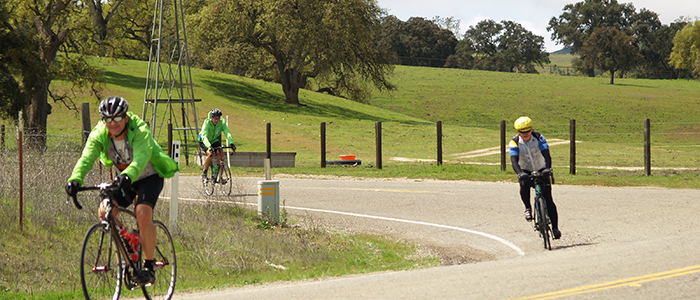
[194,151,296,168]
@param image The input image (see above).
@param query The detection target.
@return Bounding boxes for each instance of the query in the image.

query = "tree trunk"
[24,76,51,149]
[610,70,615,84]
[277,64,302,105]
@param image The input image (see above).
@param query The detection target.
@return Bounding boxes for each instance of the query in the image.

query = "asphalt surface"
[171,175,700,299]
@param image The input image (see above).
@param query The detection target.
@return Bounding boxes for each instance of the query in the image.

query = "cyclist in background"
[509,116,561,239]
[199,108,236,182]
[65,96,179,284]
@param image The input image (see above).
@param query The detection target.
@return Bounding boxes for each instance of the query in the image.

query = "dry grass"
[0,133,436,299]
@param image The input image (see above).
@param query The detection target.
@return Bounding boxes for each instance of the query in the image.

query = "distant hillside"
[551,46,573,54]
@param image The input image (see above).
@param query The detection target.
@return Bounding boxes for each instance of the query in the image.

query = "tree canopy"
[188,0,395,105]
[1,0,106,147]
[579,27,641,84]
[446,19,549,73]
[670,21,700,77]
[377,16,458,67]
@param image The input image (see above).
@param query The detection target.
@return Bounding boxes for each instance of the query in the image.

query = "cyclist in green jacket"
[198,108,235,181]
[65,96,178,285]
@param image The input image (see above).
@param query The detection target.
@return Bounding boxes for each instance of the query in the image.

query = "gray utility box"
[194,151,296,167]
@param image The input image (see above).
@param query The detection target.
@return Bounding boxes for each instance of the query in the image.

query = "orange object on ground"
[339,155,356,160]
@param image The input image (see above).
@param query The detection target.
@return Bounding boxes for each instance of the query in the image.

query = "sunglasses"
[103,115,125,124]
[211,117,220,120]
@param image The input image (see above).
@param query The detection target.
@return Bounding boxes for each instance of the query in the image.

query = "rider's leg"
[135,204,156,260]
[131,174,164,283]
[202,149,214,174]
[541,183,558,230]
[518,178,532,209]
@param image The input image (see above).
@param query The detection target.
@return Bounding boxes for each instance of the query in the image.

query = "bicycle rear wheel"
[535,196,551,250]
[219,164,232,196]
[81,223,123,300]
[143,220,177,300]
[203,165,216,196]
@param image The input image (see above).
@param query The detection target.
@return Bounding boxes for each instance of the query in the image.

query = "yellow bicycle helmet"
[514,116,532,132]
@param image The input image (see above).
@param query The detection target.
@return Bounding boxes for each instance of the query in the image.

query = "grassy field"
[2,57,700,298]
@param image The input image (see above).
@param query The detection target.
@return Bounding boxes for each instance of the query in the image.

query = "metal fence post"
[437,121,442,165]
[644,119,651,176]
[570,119,576,175]
[376,121,382,169]
[500,120,506,171]
[18,111,23,231]
[321,122,326,168]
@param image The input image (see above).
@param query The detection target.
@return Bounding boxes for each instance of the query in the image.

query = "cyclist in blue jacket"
[509,116,561,239]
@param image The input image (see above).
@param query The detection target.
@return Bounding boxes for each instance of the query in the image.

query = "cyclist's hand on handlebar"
[115,174,131,193]
[542,168,552,174]
[229,143,236,151]
[517,172,528,180]
[65,180,80,196]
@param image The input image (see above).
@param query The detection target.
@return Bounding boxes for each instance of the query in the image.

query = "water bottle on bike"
[119,225,140,261]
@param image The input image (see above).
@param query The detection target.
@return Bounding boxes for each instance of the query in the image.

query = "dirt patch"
[423,244,495,265]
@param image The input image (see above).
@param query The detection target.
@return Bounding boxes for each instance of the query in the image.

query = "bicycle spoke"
[81,223,122,300]
[143,221,176,300]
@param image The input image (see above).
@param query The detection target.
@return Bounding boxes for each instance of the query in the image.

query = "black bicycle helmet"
[210,108,222,117]
[98,96,129,117]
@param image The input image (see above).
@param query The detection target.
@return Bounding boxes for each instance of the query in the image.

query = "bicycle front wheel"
[143,220,177,300]
[219,164,232,196]
[203,165,216,196]
[535,196,551,250]
[81,222,123,300]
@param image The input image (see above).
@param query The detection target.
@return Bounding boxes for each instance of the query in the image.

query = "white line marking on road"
[283,205,526,256]
[167,196,525,256]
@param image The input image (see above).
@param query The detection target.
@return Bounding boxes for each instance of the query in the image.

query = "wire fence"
[264,120,700,172]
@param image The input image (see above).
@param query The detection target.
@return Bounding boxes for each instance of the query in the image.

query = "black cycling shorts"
[113,174,163,209]
[199,140,221,151]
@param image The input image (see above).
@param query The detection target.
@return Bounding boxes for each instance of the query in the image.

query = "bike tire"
[219,164,232,196]
[80,222,123,300]
[143,220,177,300]
[203,165,216,196]
[536,196,551,250]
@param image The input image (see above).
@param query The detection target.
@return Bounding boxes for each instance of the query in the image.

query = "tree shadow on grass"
[203,78,423,124]
[104,71,148,91]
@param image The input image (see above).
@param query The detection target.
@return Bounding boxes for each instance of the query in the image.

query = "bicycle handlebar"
[210,145,235,150]
[69,182,119,210]
[530,169,554,184]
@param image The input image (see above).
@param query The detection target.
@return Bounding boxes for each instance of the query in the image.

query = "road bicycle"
[528,170,554,250]
[70,182,176,300]
[203,145,234,196]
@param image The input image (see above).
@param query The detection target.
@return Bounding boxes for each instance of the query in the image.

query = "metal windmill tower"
[143,0,200,165]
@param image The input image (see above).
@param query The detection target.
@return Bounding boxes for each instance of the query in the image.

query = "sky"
[376,0,700,52]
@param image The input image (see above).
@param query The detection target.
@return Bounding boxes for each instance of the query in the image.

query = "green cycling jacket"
[198,110,234,148]
[68,112,179,186]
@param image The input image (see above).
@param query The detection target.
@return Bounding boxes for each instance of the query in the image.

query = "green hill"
[4,58,700,187]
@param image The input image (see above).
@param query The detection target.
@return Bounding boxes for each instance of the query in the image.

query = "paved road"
[173,175,700,299]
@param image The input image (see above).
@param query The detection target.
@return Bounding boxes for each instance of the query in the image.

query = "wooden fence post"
[321,122,326,168]
[437,121,442,165]
[644,119,651,176]
[266,123,271,160]
[376,121,382,169]
[81,103,91,146]
[570,119,576,175]
[1,125,4,150]
[500,120,506,171]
